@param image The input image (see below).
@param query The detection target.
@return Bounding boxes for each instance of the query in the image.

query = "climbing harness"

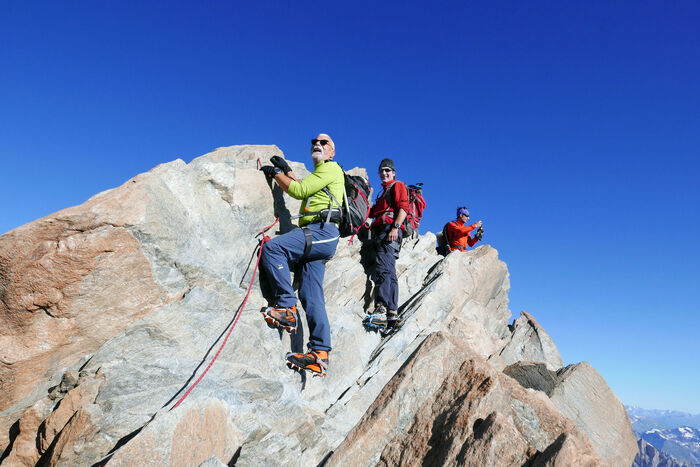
[170,216,279,410]
[301,227,313,260]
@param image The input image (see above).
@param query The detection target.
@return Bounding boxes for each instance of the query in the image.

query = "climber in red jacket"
[444,206,483,252]
[367,158,409,326]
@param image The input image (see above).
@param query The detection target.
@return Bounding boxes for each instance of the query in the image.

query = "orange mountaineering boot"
[285,350,329,377]
[261,305,299,333]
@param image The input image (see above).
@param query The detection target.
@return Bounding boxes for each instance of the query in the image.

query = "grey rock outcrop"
[499,311,563,371]
[0,145,636,466]
[550,362,639,466]
[504,360,639,466]
[504,362,558,396]
[325,332,601,467]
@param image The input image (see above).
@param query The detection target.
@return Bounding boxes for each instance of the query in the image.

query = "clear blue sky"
[1,1,698,412]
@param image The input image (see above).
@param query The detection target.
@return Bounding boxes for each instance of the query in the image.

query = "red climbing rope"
[171,217,279,410]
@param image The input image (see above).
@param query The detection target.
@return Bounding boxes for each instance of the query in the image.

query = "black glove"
[270,156,292,174]
[475,227,484,241]
[260,165,280,179]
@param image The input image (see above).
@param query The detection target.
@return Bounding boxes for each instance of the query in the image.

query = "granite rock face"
[550,362,638,467]
[0,146,636,466]
[505,360,639,466]
[326,332,601,467]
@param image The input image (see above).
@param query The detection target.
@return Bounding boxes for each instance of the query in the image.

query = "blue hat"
[456,206,470,218]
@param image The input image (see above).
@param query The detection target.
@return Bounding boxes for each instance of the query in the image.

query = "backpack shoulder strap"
[378,181,397,200]
[322,186,342,208]
[320,161,345,209]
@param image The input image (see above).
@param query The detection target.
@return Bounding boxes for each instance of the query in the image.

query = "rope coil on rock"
[170,216,279,410]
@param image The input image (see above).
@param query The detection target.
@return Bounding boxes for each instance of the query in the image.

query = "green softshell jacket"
[287,160,345,227]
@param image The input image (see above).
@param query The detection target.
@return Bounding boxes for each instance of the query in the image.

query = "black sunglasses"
[379,168,394,173]
[311,139,330,146]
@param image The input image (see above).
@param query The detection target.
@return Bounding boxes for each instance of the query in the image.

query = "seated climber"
[367,158,409,326]
[258,133,344,377]
[442,206,483,253]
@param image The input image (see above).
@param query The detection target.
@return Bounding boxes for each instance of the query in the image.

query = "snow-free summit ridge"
[0,145,636,466]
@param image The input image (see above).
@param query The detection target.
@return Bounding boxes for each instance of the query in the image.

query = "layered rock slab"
[503,360,638,466]
[504,361,558,396]
[107,398,241,467]
[0,145,286,449]
[499,311,563,371]
[325,331,603,466]
[550,362,638,467]
[0,240,509,465]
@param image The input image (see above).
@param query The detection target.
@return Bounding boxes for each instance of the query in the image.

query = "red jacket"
[444,219,480,251]
[369,180,410,231]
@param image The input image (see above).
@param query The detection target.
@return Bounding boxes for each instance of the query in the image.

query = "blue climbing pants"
[261,222,339,352]
[373,226,402,311]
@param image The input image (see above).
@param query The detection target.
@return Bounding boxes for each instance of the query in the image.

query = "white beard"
[311,149,326,164]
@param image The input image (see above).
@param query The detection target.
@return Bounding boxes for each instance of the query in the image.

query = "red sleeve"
[392,181,410,212]
[451,222,476,235]
[467,235,479,247]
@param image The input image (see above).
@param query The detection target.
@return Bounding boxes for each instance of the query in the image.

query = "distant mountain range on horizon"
[627,406,700,431]
[627,406,700,466]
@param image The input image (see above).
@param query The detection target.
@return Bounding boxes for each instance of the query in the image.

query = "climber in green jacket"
[259,134,345,377]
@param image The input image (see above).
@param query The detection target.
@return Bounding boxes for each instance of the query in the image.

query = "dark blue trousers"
[374,226,402,311]
[261,222,339,352]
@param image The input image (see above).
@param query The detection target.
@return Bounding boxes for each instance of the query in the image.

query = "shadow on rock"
[268,181,295,235]
[358,231,377,314]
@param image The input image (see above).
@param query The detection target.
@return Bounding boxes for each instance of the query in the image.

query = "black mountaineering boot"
[367,303,388,325]
[387,309,399,324]
[365,313,387,327]
[373,303,387,316]
[285,350,329,377]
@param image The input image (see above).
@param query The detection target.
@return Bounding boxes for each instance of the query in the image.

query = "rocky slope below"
[0,146,637,466]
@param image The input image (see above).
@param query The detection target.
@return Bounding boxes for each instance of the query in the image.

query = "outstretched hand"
[475,220,483,228]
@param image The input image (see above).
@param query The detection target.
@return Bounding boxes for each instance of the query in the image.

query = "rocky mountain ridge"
[628,406,700,432]
[634,438,696,467]
[638,427,700,466]
[0,145,637,466]
[628,406,700,465]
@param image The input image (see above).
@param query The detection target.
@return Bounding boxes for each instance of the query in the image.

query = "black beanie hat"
[378,158,395,171]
